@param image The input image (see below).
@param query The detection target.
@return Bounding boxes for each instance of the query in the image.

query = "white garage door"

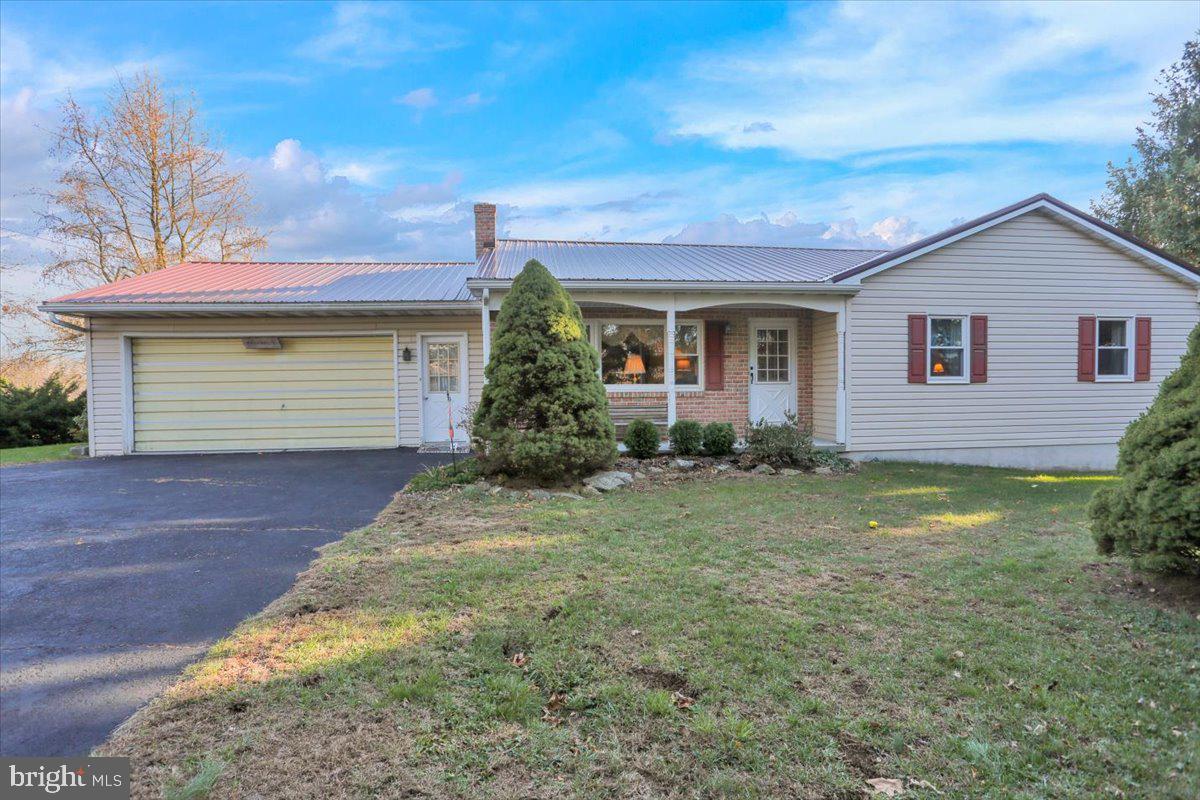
[131,336,398,453]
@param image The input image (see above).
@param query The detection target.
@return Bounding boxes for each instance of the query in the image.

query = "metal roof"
[475,239,884,283]
[45,261,477,305]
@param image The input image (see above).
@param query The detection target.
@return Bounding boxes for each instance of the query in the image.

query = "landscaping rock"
[584,470,634,492]
[529,489,554,501]
[488,486,504,496]
[553,492,584,500]
[633,471,646,481]
[780,468,801,476]
[752,464,777,475]
[580,485,602,497]
[647,466,665,474]
[68,445,88,457]
[672,459,696,470]
[714,463,733,473]
[814,466,835,476]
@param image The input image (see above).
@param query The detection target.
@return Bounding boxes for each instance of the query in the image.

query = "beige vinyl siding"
[131,336,396,452]
[811,311,838,441]
[88,315,482,455]
[846,210,1199,453]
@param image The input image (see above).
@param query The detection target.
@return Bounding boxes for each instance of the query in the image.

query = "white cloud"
[663,212,920,249]
[397,87,437,110]
[652,0,1195,158]
[301,2,463,68]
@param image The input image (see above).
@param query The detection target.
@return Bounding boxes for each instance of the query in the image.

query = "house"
[41,194,1200,470]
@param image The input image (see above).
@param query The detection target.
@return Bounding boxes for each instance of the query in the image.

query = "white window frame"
[1095,316,1134,382]
[927,315,969,384]
[585,318,705,393]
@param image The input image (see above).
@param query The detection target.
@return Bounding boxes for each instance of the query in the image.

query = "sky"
[1,0,1196,314]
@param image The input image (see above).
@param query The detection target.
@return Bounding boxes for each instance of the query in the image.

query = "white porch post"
[835,300,848,445]
[480,290,491,378]
[665,298,677,427]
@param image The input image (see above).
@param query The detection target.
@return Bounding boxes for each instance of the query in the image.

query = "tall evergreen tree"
[472,260,616,483]
[1090,322,1200,573]
[1092,37,1200,264]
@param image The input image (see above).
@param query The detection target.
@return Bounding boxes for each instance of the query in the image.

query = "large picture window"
[593,321,701,387]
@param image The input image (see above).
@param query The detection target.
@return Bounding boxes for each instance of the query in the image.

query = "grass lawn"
[100,462,1199,799]
[0,442,81,465]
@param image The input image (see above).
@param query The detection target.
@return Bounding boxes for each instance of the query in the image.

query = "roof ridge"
[497,238,886,253]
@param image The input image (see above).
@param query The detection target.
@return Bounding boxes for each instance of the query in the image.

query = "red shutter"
[1134,317,1151,381]
[1077,316,1096,382]
[907,314,927,383]
[704,321,725,390]
[970,315,988,383]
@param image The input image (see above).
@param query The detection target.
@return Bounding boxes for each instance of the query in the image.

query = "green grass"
[99,463,1199,799]
[405,456,482,491]
[0,442,81,465]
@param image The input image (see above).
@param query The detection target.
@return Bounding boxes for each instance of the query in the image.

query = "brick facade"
[589,309,814,436]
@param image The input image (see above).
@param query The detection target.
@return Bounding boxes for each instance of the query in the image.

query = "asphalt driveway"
[0,448,450,756]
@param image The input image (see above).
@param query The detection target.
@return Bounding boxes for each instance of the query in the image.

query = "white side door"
[420,335,469,444]
[748,319,797,425]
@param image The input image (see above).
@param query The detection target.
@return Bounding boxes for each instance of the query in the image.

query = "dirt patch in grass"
[1083,561,1200,615]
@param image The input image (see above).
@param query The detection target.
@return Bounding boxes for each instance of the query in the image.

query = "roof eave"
[466,278,859,294]
[37,300,480,316]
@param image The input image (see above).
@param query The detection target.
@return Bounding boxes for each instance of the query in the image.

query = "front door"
[748,319,797,425]
[421,335,468,444]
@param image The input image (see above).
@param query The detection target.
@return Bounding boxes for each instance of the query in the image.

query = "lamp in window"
[624,352,646,376]
[675,355,691,370]
[932,361,945,375]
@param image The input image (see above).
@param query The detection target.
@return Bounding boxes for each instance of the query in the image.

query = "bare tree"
[41,71,267,288]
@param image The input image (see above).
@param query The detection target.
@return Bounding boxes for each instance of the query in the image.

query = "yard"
[0,442,81,465]
[100,462,1198,800]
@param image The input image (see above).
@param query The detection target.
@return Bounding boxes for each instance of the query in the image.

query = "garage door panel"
[131,336,397,453]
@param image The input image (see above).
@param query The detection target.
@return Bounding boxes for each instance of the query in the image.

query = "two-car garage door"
[130,336,398,453]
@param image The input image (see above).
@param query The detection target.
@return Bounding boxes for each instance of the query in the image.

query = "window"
[601,323,664,385]
[592,320,702,387]
[928,317,966,381]
[426,342,460,393]
[674,323,700,386]
[1097,318,1131,379]
[754,327,790,382]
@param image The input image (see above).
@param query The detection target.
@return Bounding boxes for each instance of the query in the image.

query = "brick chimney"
[474,203,496,259]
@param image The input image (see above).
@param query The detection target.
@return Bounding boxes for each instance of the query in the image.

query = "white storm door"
[421,335,468,443]
[748,319,797,425]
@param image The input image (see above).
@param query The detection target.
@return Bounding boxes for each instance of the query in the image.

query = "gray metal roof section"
[46,261,477,305]
[475,239,885,283]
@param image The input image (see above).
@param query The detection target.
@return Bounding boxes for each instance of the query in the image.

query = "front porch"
[479,287,851,447]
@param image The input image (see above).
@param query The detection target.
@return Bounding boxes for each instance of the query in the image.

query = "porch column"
[665,299,677,427]
[480,290,491,377]
[836,300,847,445]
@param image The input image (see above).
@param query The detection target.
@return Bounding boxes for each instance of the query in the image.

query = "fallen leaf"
[671,690,695,710]
[510,652,527,668]
[865,777,905,797]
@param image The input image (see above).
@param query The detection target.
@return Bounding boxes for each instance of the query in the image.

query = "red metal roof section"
[45,261,476,305]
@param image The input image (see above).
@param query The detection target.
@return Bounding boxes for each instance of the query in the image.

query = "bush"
[668,419,703,456]
[405,457,482,492]
[1089,322,1200,574]
[624,419,661,459]
[702,422,736,457]
[746,413,817,469]
[0,374,87,448]
[472,260,616,484]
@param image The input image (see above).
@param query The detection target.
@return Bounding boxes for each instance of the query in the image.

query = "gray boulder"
[583,470,633,492]
[752,464,777,475]
[672,459,696,470]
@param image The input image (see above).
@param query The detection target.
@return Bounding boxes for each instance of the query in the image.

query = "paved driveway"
[0,449,450,756]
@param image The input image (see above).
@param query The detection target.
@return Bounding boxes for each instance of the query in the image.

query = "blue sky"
[1,0,1196,297]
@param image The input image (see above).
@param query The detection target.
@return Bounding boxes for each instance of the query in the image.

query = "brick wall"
[588,309,814,436]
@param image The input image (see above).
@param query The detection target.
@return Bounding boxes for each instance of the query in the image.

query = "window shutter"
[907,314,927,383]
[970,315,988,383]
[704,321,725,390]
[1134,317,1151,381]
[1077,316,1096,382]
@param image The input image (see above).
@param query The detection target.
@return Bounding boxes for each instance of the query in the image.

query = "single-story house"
[41,193,1199,470]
